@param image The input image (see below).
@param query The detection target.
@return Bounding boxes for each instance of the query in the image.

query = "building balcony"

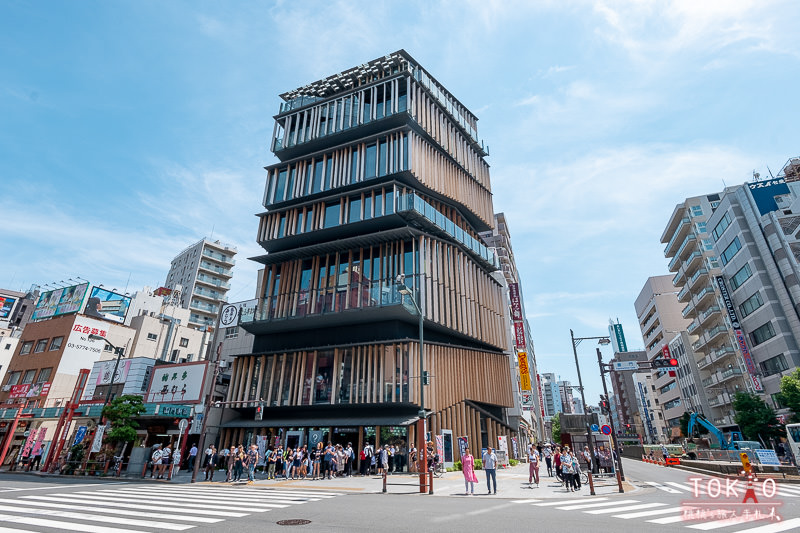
[687,319,700,333]
[193,287,226,302]
[713,415,734,426]
[694,285,716,308]
[692,337,705,352]
[702,375,717,387]
[202,249,236,266]
[698,356,712,369]
[684,251,702,272]
[705,324,728,345]
[699,305,721,326]
[718,367,743,383]
[196,276,231,290]
[199,261,233,279]
[710,344,736,363]
[673,270,686,287]
[669,254,682,272]
[678,285,692,302]
[664,218,692,257]
[189,300,220,314]
[676,233,698,260]
[688,268,709,290]
[682,300,697,319]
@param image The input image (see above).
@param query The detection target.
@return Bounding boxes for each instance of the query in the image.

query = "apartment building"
[164,239,237,331]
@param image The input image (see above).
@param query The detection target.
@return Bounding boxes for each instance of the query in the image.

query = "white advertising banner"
[146,361,209,404]
[90,426,106,453]
[60,317,114,374]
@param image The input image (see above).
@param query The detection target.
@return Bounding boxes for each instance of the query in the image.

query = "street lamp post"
[596,348,626,492]
[397,274,429,495]
[88,335,125,408]
[570,329,612,496]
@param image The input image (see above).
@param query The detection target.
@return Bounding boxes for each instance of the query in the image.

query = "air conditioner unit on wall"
[1,385,10,392]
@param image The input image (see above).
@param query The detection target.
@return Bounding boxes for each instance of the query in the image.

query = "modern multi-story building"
[608,350,649,438]
[480,212,543,442]
[164,239,237,332]
[558,380,575,415]
[662,193,748,429]
[541,372,563,417]
[222,50,516,458]
[706,172,800,417]
[635,275,709,438]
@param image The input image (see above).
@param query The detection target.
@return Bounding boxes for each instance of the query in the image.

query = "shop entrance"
[285,430,305,450]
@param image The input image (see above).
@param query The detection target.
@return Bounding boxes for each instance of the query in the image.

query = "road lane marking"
[24,495,249,517]
[555,500,640,510]
[535,497,609,506]
[645,481,682,493]
[11,498,222,523]
[0,503,194,531]
[734,518,800,533]
[613,506,690,519]
[0,513,147,533]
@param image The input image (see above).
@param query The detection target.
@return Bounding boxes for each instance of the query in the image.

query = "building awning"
[222,414,420,429]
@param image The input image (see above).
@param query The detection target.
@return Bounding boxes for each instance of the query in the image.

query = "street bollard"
[382,471,387,493]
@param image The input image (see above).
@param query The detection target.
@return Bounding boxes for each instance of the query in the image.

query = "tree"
[779,369,800,422]
[551,413,561,444]
[732,392,781,442]
[101,394,146,446]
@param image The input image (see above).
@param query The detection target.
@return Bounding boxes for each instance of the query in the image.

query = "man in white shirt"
[543,445,553,476]
[188,444,198,470]
[482,447,498,494]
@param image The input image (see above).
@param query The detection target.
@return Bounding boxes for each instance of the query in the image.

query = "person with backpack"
[149,444,162,479]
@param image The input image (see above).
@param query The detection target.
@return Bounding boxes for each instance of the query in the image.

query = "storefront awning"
[222,414,420,429]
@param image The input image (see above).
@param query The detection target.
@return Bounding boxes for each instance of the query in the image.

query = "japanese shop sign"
[508,283,522,321]
[513,321,526,349]
[158,404,193,418]
[716,276,763,392]
[146,361,209,404]
[96,359,132,385]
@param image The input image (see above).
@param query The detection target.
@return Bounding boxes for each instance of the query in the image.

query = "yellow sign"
[518,352,532,391]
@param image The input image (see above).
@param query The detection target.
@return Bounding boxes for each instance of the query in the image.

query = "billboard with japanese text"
[145,361,209,404]
[0,295,17,319]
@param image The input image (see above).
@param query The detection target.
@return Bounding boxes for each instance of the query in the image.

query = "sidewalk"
[2,463,637,499]
[191,463,637,499]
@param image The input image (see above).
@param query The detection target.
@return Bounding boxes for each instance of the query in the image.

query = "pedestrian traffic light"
[255,403,264,421]
[422,371,429,385]
[652,357,679,368]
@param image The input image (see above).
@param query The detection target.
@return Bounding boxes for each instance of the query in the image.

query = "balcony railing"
[242,274,423,325]
[669,254,682,272]
[687,320,700,333]
[664,218,691,257]
[190,300,219,313]
[684,251,702,270]
[196,275,231,290]
[699,305,721,324]
[719,367,743,382]
[675,233,698,259]
[678,285,691,302]
[398,193,499,268]
[673,270,686,287]
[697,356,711,369]
[199,262,233,277]
[203,249,236,265]
[682,299,696,318]
[688,268,709,288]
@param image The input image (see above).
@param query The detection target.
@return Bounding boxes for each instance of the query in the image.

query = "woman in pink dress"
[462,447,479,495]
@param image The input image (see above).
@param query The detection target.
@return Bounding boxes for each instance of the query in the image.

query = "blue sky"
[2,1,799,404]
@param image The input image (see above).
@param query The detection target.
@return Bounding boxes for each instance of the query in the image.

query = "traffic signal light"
[255,403,264,421]
[652,357,679,368]
[599,396,610,414]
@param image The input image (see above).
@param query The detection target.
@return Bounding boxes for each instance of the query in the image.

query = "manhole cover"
[277,519,312,526]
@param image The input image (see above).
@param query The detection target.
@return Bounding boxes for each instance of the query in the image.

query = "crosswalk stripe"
[613,506,690,519]
[535,497,609,506]
[0,527,37,533]
[24,496,250,517]
[777,490,800,498]
[0,513,147,533]
[555,500,640,510]
[775,485,800,495]
[132,486,340,499]
[585,503,666,515]
[645,481,682,493]
[687,515,771,530]
[734,517,800,533]
[511,499,542,504]
[68,492,276,512]
[649,513,697,524]
[664,481,695,493]
[73,491,279,511]
[110,487,322,502]
[0,503,194,530]
[104,488,317,503]
[11,498,222,523]
[191,487,343,497]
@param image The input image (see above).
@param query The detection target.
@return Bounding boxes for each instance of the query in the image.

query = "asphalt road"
[0,460,798,532]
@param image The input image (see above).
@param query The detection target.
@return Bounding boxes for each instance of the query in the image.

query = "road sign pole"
[598,348,625,490]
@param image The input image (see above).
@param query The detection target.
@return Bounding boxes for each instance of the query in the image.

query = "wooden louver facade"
[225,50,517,456]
